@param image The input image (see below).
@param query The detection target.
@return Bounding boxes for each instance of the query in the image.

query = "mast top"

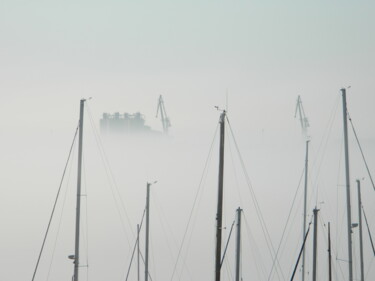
[215,106,226,122]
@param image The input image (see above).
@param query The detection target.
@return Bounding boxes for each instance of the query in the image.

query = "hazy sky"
[0,1,375,281]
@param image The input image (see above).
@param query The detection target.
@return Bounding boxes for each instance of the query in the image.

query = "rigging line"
[226,117,285,281]
[267,168,305,281]
[31,123,79,281]
[86,102,134,233]
[243,212,268,280]
[227,129,244,209]
[220,220,235,268]
[309,99,340,215]
[362,205,375,256]
[224,255,234,281]
[86,103,134,244]
[303,97,339,219]
[153,195,177,260]
[365,256,375,280]
[177,124,218,281]
[310,95,340,174]
[125,209,146,281]
[46,130,78,281]
[169,123,220,281]
[289,222,312,281]
[267,167,305,281]
[152,191,195,280]
[347,112,375,191]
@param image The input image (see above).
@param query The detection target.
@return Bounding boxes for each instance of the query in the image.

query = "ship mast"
[215,110,226,281]
[357,179,365,281]
[302,140,309,281]
[145,182,151,281]
[73,99,85,281]
[341,88,353,281]
[235,207,242,281]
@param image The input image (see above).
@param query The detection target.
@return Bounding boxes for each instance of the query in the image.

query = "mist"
[1,1,375,281]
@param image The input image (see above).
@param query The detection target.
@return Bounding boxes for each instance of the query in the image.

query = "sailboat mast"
[302,140,309,281]
[235,207,242,281]
[357,179,365,281]
[145,182,151,281]
[312,208,319,281]
[341,88,353,281]
[328,222,332,281]
[73,99,85,281]
[215,111,226,281]
[137,224,140,281]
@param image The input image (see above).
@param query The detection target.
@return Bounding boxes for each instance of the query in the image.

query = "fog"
[1,1,375,281]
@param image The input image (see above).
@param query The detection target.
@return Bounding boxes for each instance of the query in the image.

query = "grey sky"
[0,1,375,281]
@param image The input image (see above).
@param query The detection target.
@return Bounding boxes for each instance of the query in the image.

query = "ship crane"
[156,95,171,134]
[295,95,309,136]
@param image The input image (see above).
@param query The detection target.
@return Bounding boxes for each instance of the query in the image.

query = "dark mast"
[215,110,226,281]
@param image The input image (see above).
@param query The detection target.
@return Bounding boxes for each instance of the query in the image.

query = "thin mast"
[73,99,85,281]
[302,140,309,281]
[312,208,319,281]
[341,88,353,281]
[137,224,140,281]
[328,222,332,281]
[145,182,151,281]
[235,207,242,281]
[357,180,365,281]
[215,111,226,281]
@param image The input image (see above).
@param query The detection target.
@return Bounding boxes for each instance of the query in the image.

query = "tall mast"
[341,88,353,281]
[328,222,332,281]
[235,207,242,281]
[312,208,319,281]
[73,99,85,281]
[357,179,365,281]
[215,110,226,281]
[302,140,309,281]
[137,224,140,281]
[145,182,151,281]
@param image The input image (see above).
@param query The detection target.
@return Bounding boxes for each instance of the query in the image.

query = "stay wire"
[86,103,134,243]
[125,209,146,281]
[243,212,267,280]
[220,219,235,268]
[267,168,305,281]
[347,111,375,191]
[169,123,219,281]
[46,135,77,281]
[289,221,312,281]
[153,191,194,279]
[226,117,285,281]
[362,206,375,256]
[31,123,79,281]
